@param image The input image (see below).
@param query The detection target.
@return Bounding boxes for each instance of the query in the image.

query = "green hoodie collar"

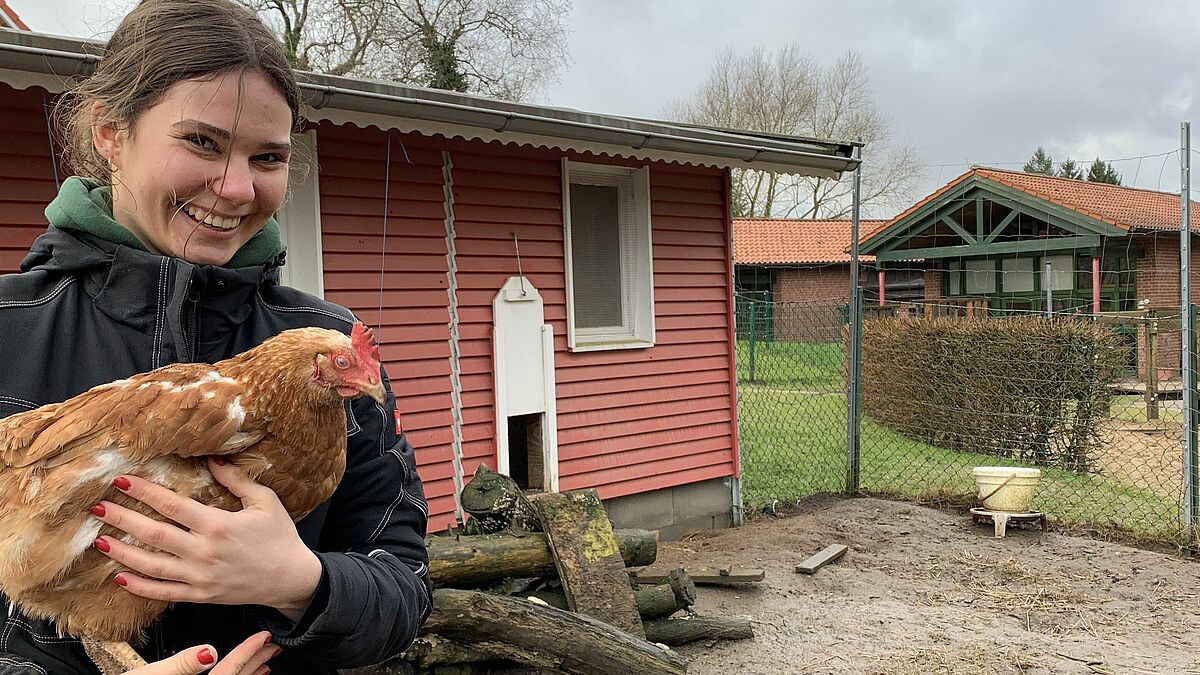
[44,176,286,269]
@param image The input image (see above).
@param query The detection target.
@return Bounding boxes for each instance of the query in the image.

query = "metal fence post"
[1182,121,1196,529]
[846,146,863,494]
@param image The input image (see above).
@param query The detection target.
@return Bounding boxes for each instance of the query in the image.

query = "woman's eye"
[334,356,350,369]
[187,134,217,151]
[255,153,288,165]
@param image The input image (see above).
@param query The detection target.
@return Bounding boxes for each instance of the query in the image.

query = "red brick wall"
[923,269,942,301]
[1134,232,1200,307]
[769,266,871,341]
[773,266,871,302]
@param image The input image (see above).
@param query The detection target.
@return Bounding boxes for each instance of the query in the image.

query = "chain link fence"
[736,294,1197,543]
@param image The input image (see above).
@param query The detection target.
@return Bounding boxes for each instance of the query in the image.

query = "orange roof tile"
[735,218,887,265]
[866,166,1200,245]
[0,0,29,30]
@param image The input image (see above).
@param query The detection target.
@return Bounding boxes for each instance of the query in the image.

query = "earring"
[108,160,117,173]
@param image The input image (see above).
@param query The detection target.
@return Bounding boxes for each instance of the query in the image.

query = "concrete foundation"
[602,477,734,541]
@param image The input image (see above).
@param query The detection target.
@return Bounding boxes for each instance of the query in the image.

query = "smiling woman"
[0,0,432,674]
[92,70,293,265]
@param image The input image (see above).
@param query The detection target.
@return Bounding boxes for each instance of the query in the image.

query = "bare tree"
[242,0,571,100]
[668,49,922,219]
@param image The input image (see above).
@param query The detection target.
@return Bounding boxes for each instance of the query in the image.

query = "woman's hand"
[124,630,278,675]
[91,457,323,621]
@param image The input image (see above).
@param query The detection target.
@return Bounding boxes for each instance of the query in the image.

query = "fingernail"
[197,648,215,665]
[263,634,273,647]
[89,504,106,518]
[93,538,110,553]
[271,646,282,658]
[113,476,132,491]
[113,575,127,587]
[263,669,271,675]
[212,456,226,466]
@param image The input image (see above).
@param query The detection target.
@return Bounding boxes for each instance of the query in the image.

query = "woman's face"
[98,69,292,266]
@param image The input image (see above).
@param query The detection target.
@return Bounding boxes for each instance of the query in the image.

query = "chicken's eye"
[334,355,350,369]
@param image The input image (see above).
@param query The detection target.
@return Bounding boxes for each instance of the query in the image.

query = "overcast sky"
[13,0,1200,215]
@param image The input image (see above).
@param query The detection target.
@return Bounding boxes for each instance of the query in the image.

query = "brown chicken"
[0,322,386,642]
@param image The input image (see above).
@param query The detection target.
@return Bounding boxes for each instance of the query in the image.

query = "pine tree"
[1023,147,1054,175]
[1086,158,1122,185]
[1057,158,1083,180]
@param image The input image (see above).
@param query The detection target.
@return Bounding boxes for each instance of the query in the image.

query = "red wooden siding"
[0,85,61,272]
[556,162,735,497]
[313,126,461,530]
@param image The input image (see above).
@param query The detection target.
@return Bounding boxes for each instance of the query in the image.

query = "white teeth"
[182,204,241,230]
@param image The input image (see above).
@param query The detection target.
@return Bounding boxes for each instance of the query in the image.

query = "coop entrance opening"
[507,412,544,491]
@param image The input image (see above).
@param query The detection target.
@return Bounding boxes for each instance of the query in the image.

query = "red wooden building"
[0,29,858,534]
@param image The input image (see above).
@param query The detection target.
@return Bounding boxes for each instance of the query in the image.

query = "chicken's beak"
[363,380,387,406]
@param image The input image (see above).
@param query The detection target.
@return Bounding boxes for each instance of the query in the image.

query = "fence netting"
[736,295,1195,543]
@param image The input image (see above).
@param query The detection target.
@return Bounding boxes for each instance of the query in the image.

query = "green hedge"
[860,317,1127,472]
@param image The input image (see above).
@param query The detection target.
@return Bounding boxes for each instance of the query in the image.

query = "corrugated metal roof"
[735,218,887,265]
[0,29,860,178]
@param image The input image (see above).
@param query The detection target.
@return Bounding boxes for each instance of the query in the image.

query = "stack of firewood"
[356,466,754,674]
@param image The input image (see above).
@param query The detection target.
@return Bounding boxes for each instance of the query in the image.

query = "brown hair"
[54,0,301,182]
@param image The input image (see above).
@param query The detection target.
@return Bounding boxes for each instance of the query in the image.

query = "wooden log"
[643,614,755,646]
[423,589,687,675]
[427,528,656,587]
[529,490,645,637]
[635,568,696,619]
[522,570,696,619]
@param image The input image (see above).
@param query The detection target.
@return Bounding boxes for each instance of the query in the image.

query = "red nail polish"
[94,538,110,553]
[213,456,226,466]
[89,504,106,518]
[263,669,271,675]
[197,648,214,665]
[113,575,128,587]
[271,646,282,658]
[263,634,273,647]
[113,476,132,491]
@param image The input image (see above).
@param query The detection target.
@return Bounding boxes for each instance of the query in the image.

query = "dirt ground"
[649,496,1200,674]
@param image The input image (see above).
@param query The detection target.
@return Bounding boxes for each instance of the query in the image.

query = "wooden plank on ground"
[633,567,765,585]
[795,544,848,574]
[530,490,646,637]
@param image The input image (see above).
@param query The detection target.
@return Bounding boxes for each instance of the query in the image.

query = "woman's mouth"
[181,203,243,231]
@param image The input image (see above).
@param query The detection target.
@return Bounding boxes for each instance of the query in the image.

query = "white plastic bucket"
[972,466,1041,512]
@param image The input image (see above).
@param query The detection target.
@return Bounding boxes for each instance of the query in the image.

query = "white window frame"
[562,159,655,352]
[274,130,325,298]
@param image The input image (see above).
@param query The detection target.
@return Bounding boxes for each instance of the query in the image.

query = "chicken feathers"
[0,324,385,641]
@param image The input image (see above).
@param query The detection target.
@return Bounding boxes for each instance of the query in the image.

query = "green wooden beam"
[982,208,1021,244]
[975,197,984,239]
[875,235,1102,262]
[940,215,977,244]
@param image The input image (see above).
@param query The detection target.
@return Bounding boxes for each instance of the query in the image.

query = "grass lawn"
[1109,394,1184,424]
[737,342,1186,539]
[736,340,845,391]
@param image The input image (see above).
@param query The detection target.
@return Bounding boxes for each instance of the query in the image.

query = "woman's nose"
[211,161,255,205]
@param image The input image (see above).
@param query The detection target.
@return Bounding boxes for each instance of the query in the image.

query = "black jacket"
[0,228,432,674]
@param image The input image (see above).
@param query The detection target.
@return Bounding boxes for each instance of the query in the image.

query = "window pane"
[948,261,962,296]
[964,259,996,294]
[570,183,623,328]
[1001,257,1035,292]
[1045,255,1074,291]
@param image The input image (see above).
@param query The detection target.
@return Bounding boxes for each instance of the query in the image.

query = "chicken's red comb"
[351,322,381,363]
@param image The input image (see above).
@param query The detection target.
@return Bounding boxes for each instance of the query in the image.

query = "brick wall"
[923,269,942,301]
[770,265,871,342]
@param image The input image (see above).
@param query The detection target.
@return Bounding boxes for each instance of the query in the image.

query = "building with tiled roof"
[861,165,1200,316]
[733,218,923,341]
[861,165,1200,379]
[0,0,29,30]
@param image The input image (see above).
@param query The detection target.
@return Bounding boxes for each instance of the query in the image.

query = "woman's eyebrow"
[172,119,291,152]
